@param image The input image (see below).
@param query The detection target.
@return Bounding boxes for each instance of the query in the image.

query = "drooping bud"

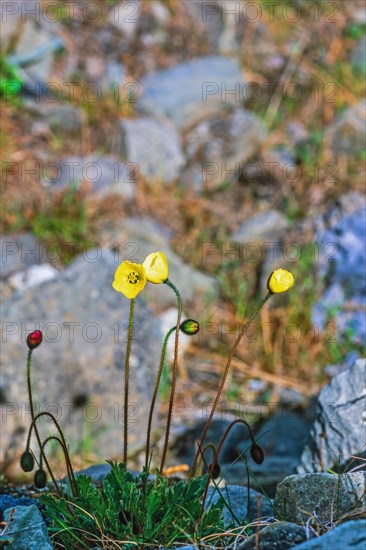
[34,468,47,488]
[20,450,34,472]
[250,444,264,465]
[180,319,200,335]
[208,462,221,479]
[27,330,43,350]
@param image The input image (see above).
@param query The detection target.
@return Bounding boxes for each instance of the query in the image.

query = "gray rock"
[183,108,267,189]
[312,193,366,344]
[42,155,135,199]
[1,1,20,52]
[185,1,224,52]
[74,463,156,484]
[108,0,141,39]
[237,521,308,550]
[206,484,274,526]
[345,0,366,23]
[1,249,162,462]
[1,233,44,279]
[231,210,289,244]
[351,35,366,75]
[119,117,185,184]
[3,505,53,550]
[11,21,59,83]
[97,217,218,309]
[329,101,366,155]
[25,101,82,135]
[275,472,366,524]
[295,520,366,550]
[137,57,246,130]
[9,264,58,290]
[297,358,366,474]
[105,61,127,89]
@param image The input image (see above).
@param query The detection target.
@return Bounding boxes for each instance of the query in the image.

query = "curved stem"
[190,293,271,477]
[27,411,78,495]
[40,436,77,497]
[145,325,176,470]
[199,419,257,526]
[160,279,183,473]
[123,298,135,467]
[26,350,61,494]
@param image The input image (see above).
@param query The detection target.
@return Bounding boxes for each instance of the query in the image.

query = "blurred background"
[1,0,365,484]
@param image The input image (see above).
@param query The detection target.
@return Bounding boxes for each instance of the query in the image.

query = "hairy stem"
[145,325,175,470]
[160,279,182,473]
[123,298,135,466]
[40,436,77,497]
[27,411,77,495]
[190,293,271,477]
[26,350,61,494]
[199,419,257,525]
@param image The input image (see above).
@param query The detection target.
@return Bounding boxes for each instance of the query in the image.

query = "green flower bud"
[180,319,199,335]
[34,468,47,489]
[20,450,34,472]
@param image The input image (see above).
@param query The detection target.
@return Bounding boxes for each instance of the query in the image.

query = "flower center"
[128,271,140,285]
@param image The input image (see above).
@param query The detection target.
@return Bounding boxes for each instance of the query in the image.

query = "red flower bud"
[27,330,43,350]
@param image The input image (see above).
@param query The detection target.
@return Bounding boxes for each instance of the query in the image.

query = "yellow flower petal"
[112,261,146,299]
[143,251,168,284]
[268,268,294,294]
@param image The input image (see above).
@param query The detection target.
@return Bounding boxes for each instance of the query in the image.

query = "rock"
[158,308,190,360]
[119,117,185,184]
[345,0,366,23]
[312,193,366,344]
[105,60,127,90]
[137,57,246,130]
[9,264,58,290]
[237,521,308,550]
[108,0,141,39]
[42,155,135,199]
[183,108,267,190]
[75,462,112,483]
[297,358,366,474]
[10,21,61,84]
[1,233,44,279]
[220,411,313,496]
[150,1,170,26]
[231,210,289,244]
[3,505,53,550]
[25,101,82,135]
[74,463,155,484]
[351,35,366,75]
[329,101,366,156]
[185,1,225,52]
[295,520,366,550]
[1,249,162,462]
[0,495,40,520]
[206,484,274,526]
[1,1,20,52]
[275,472,366,525]
[287,122,308,146]
[97,217,218,310]
[324,350,360,378]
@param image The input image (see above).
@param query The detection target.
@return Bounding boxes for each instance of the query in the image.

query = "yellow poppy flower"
[112,261,146,299]
[143,251,169,284]
[268,268,294,293]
